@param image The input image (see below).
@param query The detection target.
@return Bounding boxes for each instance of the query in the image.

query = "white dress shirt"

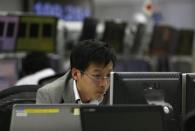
[73,80,102,105]
[15,68,56,86]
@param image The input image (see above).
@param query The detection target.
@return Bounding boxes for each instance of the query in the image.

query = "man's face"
[72,61,113,103]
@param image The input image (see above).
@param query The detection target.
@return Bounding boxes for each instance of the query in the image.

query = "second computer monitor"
[109,72,182,120]
[185,73,195,114]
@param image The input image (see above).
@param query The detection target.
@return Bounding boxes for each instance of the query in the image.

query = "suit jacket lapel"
[62,78,75,103]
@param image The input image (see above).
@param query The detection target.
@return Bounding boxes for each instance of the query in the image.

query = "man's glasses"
[80,71,110,83]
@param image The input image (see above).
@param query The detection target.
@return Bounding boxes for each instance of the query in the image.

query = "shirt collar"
[73,80,81,103]
[73,80,101,105]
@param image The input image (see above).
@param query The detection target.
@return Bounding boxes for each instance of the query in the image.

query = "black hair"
[70,39,116,71]
[21,51,50,77]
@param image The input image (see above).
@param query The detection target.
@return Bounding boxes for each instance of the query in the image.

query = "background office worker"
[15,51,56,85]
[36,39,116,104]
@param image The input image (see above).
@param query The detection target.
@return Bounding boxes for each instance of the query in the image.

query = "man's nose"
[99,78,109,88]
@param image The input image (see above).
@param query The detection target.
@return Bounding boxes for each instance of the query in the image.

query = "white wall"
[94,0,195,29]
[160,2,195,29]
[94,1,143,23]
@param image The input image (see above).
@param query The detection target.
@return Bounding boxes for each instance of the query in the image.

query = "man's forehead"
[87,62,113,72]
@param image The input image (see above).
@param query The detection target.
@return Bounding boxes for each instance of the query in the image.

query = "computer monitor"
[109,72,182,120]
[185,73,195,114]
[102,20,127,54]
[176,29,194,55]
[10,104,82,131]
[0,59,18,91]
[79,17,98,41]
[29,0,93,21]
[16,15,57,53]
[0,15,19,52]
[80,105,166,131]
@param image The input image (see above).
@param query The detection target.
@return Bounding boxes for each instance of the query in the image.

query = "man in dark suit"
[36,40,116,105]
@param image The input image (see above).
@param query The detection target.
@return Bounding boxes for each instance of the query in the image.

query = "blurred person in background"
[15,51,56,85]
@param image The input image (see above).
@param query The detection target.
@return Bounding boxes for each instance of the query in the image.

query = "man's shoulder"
[39,72,70,91]
[36,71,73,103]
[40,74,66,90]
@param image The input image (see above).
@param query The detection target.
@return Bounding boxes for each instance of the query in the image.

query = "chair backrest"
[0,85,40,102]
[149,25,178,56]
[115,58,152,72]
[38,72,65,86]
[0,85,40,131]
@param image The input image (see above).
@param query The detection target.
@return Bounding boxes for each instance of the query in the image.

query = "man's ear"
[71,68,80,80]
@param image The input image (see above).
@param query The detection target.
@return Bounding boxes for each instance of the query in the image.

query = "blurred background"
[0,0,194,89]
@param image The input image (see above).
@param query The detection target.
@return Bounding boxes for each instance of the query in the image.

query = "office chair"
[149,25,178,56]
[115,57,152,72]
[0,85,40,131]
[38,72,65,86]
[0,85,40,102]
[125,58,152,72]
[114,59,126,72]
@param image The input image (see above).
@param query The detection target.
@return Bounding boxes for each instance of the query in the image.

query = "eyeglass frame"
[80,71,110,83]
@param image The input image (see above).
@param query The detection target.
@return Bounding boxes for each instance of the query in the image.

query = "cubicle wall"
[0,15,19,52]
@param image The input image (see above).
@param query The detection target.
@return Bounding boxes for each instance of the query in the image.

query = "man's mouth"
[97,90,106,95]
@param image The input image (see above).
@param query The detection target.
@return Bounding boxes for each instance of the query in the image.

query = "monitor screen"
[0,59,18,91]
[31,0,92,21]
[185,73,195,114]
[80,105,165,131]
[176,29,194,55]
[16,15,57,53]
[102,21,127,54]
[0,15,19,52]
[109,72,182,120]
